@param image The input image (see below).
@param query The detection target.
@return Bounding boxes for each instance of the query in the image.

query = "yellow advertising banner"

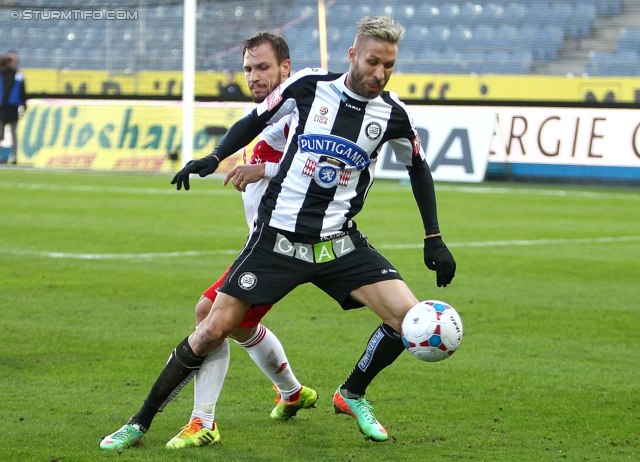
[24,68,640,103]
[19,99,255,172]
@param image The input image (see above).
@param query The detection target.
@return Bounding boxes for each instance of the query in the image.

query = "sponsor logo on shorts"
[273,233,355,263]
[314,240,335,262]
[238,272,257,290]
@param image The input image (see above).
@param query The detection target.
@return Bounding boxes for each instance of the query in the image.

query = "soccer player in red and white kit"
[100,32,316,451]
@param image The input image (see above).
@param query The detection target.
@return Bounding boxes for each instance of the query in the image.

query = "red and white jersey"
[241,115,291,229]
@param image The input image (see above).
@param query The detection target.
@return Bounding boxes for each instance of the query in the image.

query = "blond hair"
[355,16,405,45]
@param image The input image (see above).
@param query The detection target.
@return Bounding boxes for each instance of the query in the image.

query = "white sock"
[190,338,230,429]
[236,324,301,402]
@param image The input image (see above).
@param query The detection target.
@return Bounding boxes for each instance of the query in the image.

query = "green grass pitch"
[0,168,638,461]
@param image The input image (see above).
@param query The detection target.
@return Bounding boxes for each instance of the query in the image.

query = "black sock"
[342,323,405,398]
[128,337,205,431]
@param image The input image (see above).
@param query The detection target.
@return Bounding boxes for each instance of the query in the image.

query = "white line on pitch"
[380,235,640,250]
[0,183,235,195]
[436,185,640,201]
[1,182,639,200]
[2,236,638,260]
[2,249,241,259]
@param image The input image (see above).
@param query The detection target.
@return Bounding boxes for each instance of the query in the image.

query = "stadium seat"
[397,49,436,73]
[463,50,485,73]
[327,4,353,27]
[472,24,495,50]
[485,50,510,63]
[587,59,639,77]
[24,48,48,69]
[375,4,397,18]
[510,50,534,66]
[417,4,444,28]
[482,0,508,7]
[460,3,484,28]
[569,3,596,38]
[541,25,564,61]
[503,3,526,28]
[589,51,617,63]
[406,25,430,54]
[448,25,474,51]
[400,5,423,27]
[617,27,640,55]
[440,3,462,28]
[480,3,505,27]
[514,25,537,55]
[597,0,622,16]
[284,4,316,25]
[548,3,572,35]
[424,25,451,53]
[432,50,464,74]
[527,2,548,28]
[493,24,518,52]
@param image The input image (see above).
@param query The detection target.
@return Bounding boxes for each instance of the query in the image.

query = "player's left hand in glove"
[171,155,220,190]
[423,236,456,287]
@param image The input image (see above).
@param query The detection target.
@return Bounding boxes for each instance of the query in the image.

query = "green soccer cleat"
[165,418,220,449]
[333,387,388,442]
[100,423,145,450]
[270,385,318,420]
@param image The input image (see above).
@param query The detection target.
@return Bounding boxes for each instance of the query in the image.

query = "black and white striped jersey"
[249,68,426,240]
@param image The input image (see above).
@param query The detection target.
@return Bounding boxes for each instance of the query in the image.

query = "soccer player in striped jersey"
[171,16,456,442]
[104,15,456,447]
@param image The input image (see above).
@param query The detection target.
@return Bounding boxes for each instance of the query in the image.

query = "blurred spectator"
[217,69,251,101]
[0,51,27,164]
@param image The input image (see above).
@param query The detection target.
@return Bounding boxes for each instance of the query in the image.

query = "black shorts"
[219,221,403,310]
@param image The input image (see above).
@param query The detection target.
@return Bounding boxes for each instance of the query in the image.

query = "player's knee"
[194,320,231,353]
[195,296,214,324]
[229,325,257,343]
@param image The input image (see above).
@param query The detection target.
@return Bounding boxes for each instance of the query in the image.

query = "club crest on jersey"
[302,158,350,188]
[298,134,370,170]
[365,122,382,140]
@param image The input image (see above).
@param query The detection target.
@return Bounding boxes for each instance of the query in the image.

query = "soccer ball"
[401,300,463,362]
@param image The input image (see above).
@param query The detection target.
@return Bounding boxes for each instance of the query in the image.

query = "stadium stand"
[0,0,639,77]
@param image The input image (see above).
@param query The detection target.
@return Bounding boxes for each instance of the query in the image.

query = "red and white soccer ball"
[401,300,463,362]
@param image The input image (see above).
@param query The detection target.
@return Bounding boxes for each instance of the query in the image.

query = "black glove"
[170,155,220,190]
[423,236,456,287]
